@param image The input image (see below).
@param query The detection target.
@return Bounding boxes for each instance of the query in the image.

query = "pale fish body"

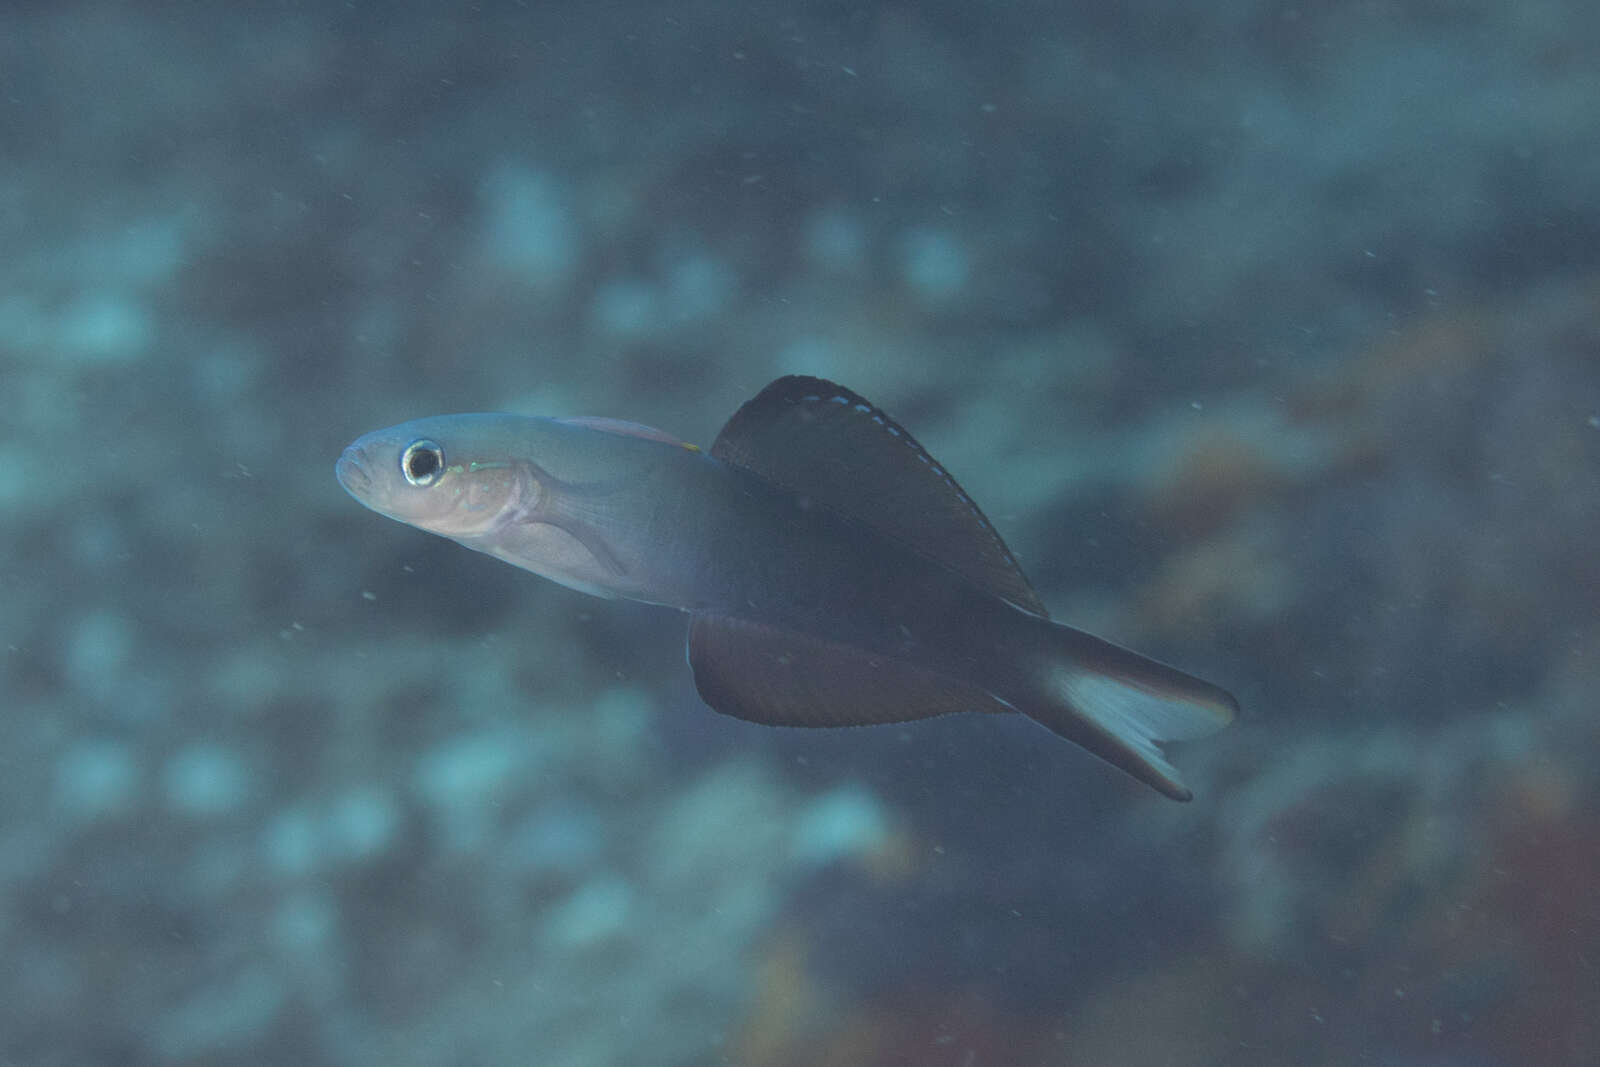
[337,376,1236,799]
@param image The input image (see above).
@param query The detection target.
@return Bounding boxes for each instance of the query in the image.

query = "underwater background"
[3,2,1597,1064]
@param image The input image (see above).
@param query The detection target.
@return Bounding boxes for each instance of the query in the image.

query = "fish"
[336,375,1236,799]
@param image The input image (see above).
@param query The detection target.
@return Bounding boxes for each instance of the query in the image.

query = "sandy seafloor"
[2,2,1598,1065]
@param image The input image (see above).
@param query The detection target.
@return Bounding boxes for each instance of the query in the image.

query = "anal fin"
[687,613,1009,728]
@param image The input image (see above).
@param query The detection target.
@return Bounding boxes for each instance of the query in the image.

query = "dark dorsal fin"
[688,612,1011,728]
[711,376,1048,616]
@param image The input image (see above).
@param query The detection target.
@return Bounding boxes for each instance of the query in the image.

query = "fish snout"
[335,443,375,498]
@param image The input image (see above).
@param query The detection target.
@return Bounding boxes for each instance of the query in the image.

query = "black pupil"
[405,443,442,482]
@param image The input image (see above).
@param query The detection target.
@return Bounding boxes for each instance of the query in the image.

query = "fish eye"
[400,439,445,486]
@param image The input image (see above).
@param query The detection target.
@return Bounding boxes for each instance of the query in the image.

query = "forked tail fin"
[1018,621,1237,801]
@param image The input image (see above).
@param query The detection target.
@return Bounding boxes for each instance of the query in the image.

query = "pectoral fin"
[687,612,1010,727]
[475,518,627,599]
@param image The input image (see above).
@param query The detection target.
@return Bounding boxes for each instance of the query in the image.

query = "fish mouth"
[335,444,374,497]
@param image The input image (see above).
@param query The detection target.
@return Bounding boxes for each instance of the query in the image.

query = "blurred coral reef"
[2,1,1597,1065]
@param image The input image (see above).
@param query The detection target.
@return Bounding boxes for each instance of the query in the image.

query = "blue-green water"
[3,3,1597,1064]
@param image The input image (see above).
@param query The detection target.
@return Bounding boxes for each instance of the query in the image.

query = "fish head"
[336,414,546,538]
